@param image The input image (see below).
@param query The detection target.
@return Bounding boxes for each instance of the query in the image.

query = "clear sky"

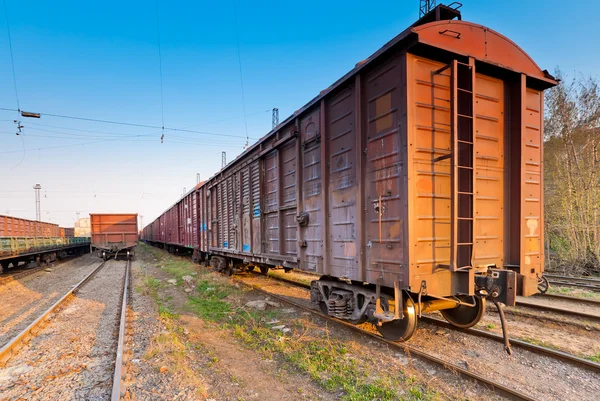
[0,0,597,228]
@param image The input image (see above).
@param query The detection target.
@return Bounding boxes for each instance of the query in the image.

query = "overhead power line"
[155,0,165,143]
[0,107,260,140]
[2,0,19,111]
[232,0,249,149]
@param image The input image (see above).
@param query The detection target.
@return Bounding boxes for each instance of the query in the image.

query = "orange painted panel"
[521,87,543,278]
[412,21,554,84]
[407,55,453,278]
[473,74,504,268]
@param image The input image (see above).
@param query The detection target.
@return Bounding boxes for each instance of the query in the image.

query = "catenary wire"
[2,0,19,111]
[0,107,259,140]
[232,0,249,148]
[155,0,165,142]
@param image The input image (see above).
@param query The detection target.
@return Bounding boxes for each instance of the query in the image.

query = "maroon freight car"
[142,5,556,347]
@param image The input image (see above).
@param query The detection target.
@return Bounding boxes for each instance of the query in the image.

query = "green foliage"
[186,280,233,321]
[229,310,438,401]
[544,70,600,275]
[586,353,600,363]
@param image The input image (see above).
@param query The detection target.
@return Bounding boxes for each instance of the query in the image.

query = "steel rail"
[547,280,600,291]
[111,259,130,401]
[544,274,600,284]
[236,276,536,401]
[537,293,600,306]
[253,272,600,372]
[0,264,50,285]
[514,300,600,322]
[418,316,600,373]
[0,255,85,286]
[0,260,107,365]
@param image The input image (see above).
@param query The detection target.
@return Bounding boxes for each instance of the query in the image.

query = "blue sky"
[0,0,597,227]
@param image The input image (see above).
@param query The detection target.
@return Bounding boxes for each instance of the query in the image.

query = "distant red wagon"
[90,213,138,260]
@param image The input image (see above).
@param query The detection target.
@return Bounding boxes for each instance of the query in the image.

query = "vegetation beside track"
[137,243,444,401]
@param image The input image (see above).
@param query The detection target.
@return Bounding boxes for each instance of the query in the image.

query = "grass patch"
[485,323,496,330]
[186,279,234,322]
[546,286,600,300]
[138,244,439,400]
[229,310,438,401]
[162,259,196,285]
[519,336,561,351]
[585,353,600,363]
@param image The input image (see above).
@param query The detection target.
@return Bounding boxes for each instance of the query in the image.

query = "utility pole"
[33,184,42,222]
[140,214,144,229]
[419,0,436,17]
[272,107,279,128]
[222,151,226,168]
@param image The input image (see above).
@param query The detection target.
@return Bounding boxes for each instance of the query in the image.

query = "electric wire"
[232,0,249,148]
[2,0,19,111]
[0,107,259,140]
[2,0,26,169]
[155,0,165,142]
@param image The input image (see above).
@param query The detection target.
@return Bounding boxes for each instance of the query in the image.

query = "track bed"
[0,259,128,399]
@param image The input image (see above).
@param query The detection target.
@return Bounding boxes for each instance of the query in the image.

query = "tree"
[544,69,600,275]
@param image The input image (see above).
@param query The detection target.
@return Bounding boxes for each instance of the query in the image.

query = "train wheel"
[537,275,550,294]
[319,302,328,315]
[376,296,417,342]
[260,266,269,275]
[440,296,486,329]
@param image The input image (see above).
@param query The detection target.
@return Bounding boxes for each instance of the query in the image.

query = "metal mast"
[33,184,41,221]
[419,0,436,17]
[272,107,279,128]
[222,151,227,168]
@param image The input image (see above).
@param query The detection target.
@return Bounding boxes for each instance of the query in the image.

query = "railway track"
[238,274,532,401]
[539,293,600,306]
[0,259,130,401]
[249,272,600,374]
[235,271,600,401]
[0,258,78,286]
[545,274,600,291]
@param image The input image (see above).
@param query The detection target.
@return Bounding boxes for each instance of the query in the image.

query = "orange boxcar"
[90,213,138,259]
[141,5,556,345]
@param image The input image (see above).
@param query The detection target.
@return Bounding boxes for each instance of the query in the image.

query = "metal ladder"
[432,59,475,272]
[453,60,475,271]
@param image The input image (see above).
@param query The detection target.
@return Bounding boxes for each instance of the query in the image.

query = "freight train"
[141,5,557,346]
[0,214,89,272]
[90,213,138,260]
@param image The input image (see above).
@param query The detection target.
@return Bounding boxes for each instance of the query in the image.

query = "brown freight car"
[90,213,138,260]
[0,215,60,238]
[143,5,556,348]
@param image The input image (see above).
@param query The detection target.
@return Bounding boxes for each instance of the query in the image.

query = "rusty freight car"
[142,5,556,345]
[90,213,138,260]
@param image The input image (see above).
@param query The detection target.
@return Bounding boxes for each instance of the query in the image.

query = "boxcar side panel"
[364,54,407,286]
[241,167,252,252]
[251,160,262,253]
[326,84,358,279]
[299,108,323,272]
[263,150,280,254]
[521,83,543,294]
[281,140,298,257]
[473,73,505,268]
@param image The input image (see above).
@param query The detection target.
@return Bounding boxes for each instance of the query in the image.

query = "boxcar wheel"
[319,302,328,315]
[376,296,417,342]
[440,296,486,329]
[537,275,549,294]
[260,266,269,275]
